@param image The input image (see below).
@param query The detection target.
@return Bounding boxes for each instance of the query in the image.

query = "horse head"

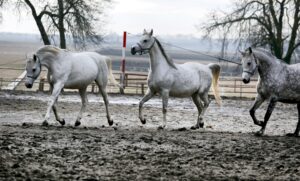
[131,29,156,55]
[240,47,257,84]
[25,54,42,88]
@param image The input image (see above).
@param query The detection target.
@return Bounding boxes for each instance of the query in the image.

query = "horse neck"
[254,50,280,79]
[149,43,172,73]
[37,52,60,71]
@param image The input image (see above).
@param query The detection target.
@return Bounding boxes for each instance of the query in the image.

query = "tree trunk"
[58,0,66,49]
[24,0,51,45]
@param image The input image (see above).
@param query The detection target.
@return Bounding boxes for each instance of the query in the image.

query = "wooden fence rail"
[0,71,258,98]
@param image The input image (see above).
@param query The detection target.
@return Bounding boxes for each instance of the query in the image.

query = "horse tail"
[208,63,222,106]
[105,57,122,89]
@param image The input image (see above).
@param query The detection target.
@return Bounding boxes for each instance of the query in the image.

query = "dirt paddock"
[1,91,300,180]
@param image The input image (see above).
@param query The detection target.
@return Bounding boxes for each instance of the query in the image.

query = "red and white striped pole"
[120,31,126,94]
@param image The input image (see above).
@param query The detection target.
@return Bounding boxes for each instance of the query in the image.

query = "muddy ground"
[1,91,300,180]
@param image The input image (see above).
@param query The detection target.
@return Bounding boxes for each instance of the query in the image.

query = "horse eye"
[247,62,251,66]
[33,68,36,72]
[143,39,148,43]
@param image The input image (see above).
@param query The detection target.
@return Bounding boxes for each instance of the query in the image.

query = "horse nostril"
[243,79,250,84]
[131,47,136,55]
[25,82,33,89]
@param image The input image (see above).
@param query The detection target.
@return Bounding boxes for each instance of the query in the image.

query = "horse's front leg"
[74,88,88,127]
[158,89,169,130]
[255,98,277,136]
[287,103,300,137]
[139,89,155,124]
[250,94,265,127]
[52,99,65,126]
[43,82,64,126]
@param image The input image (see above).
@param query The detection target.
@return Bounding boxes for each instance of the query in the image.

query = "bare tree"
[0,0,5,23]
[41,0,110,49]
[2,0,110,48]
[202,0,300,64]
[23,0,51,45]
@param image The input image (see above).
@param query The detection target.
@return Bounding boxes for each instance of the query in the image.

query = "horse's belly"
[64,73,97,89]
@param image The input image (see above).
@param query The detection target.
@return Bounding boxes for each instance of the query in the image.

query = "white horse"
[25,45,120,127]
[241,47,300,136]
[131,29,222,129]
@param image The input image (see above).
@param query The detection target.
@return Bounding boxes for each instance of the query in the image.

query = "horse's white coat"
[25,45,119,126]
[241,48,300,136]
[131,30,221,129]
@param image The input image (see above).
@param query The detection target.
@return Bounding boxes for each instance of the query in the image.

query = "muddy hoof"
[286,133,299,137]
[59,119,65,126]
[157,126,165,130]
[199,122,204,128]
[140,118,146,124]
[42,121,49,127]
[75,121,81,127]
[254,131,264,137]
[190,125,199,130]
[178,127,187,131]
[108,120,114,126]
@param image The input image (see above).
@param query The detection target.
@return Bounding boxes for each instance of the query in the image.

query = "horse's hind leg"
[98,86,113,126]
[256,98,276,136]
[158,89,169,130]
[74,88,88,127]
[198,92,210,124]
[191,94,204,130]
[139,88,155,124]
[287,103,300,137]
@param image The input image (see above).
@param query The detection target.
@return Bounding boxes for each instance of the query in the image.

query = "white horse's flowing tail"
[105,57,122,89]
[209,63,222,106]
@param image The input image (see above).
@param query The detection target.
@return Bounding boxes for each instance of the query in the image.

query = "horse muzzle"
[25,77,34,89]
[25,82,33,88]
[131,46,137,55]
[242,78,250,84]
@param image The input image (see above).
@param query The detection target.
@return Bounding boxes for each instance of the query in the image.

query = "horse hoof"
[75,121,81,127]
[108,120,114,126]
[190,126,199,130]
[286,133,299,137]
[199,122,204,128]
[141,118,146,124]
[42,121,49,127]
[59,119,65,126]
[157,126,165,130]
[254,131,263,137]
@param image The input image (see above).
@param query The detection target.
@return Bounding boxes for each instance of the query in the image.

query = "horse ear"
[248,47,252,54]
[239,50,246,56]
[149,29,153,36]
[33,54,37,62]
[143,29,147,35]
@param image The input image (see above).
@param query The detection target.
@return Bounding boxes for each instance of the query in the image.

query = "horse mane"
[154,38,177,69]
[253,48,287,64]
[36,45,64,56]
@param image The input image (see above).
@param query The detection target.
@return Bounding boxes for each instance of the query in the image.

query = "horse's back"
[166,62,212,97]
[62,52,108,89]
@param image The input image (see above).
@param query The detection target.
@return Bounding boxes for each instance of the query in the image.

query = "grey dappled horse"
[25,45,120,127]
[241,47,300,136]
[131,29,222,129]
